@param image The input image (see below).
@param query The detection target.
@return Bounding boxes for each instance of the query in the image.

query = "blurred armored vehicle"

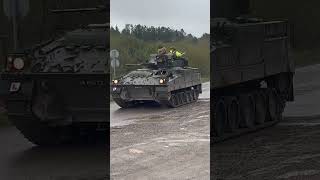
[212,0,295,142]
[111,54,202,108]
[1,6,108,146]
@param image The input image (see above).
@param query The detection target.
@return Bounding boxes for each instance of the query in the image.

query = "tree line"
[110,24,209,43]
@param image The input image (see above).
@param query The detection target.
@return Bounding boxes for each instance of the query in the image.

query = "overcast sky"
[110,0,210,38]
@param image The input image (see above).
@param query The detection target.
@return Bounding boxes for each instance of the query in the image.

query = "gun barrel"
[51,6,106,13]
[125,64,143,66]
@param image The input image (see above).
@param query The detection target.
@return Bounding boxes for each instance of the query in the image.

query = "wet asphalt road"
[0,127,107,180]
[212,64,320,180]
[110,82,210,179]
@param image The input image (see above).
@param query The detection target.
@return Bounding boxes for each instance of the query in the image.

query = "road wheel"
[239,94,255,128]
[254,91,267,125]
[226,97,240,132]
[173,94,179,107]
[194,90,199,101]
[191,90,196,100]
[182,92,187,104]
[11,91,74,146]
[9,114,73,146]
[167,94,178,108]
[278,93,287,115]
[267,89,280,121]
[113,97,133,108]
[213,98,227,137]
[180,93,184,104]
[177,93,183,105]
[186,92,192,103]
[166,95,174,108]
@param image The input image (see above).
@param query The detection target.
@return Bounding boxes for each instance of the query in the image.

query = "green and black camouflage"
[1,7,109,146]
[111,54,202,108]
[211,0,295,143]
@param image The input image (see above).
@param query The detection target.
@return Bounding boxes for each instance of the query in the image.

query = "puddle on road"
[277,170,320,179]
[279,122,320,126]
[281,115,320,126]
[283,154,320,164]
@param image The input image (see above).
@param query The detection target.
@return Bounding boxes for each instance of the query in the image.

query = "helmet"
[158,45,164,49]
[169,46,176,51]
[158,47,167,55]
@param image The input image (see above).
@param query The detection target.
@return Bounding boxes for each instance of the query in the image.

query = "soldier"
[156,46,169,68]
[169,47,185,59]
[157,46,167,55]
[169,47,188,67]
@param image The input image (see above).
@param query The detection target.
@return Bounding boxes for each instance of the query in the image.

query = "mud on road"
[111,99,210,179]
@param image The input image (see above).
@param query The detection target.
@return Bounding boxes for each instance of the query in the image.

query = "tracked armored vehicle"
[111,54,202,108]
[1,7,108,146]
[211,16,295,142]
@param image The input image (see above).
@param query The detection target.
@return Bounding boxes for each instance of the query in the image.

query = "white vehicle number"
[9,82,21,92]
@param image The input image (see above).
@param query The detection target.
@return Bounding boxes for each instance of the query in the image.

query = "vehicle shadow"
[7,142,109,179]
[112,101,168,115]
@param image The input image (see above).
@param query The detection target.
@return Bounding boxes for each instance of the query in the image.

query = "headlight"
[159,79,165,84]
[113,80,118,84]
[13,58,25,70]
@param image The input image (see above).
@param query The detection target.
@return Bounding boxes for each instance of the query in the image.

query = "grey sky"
[110,0,210,38]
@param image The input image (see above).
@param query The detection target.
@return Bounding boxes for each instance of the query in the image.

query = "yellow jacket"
[169,50,184,58]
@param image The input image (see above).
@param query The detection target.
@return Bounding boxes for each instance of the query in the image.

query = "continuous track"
[113,86,202,108]
[212,87,286,144]
[212,118,280,143]
[163,88,200,108]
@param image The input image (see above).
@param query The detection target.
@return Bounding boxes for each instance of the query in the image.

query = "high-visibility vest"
[169,50,184,58]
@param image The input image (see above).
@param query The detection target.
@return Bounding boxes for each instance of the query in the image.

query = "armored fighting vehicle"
[111,54,202,108]
[212,0,295,142]
[1,7,108,146]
